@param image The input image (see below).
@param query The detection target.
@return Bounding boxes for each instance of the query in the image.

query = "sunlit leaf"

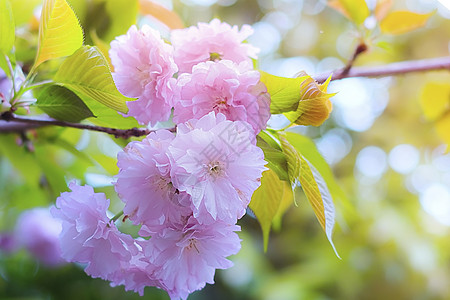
[279,132,340,257]
[420,82,450,121]
[375,0,392,21]
[0,0,15,54]
[328,0,370,25]
[36,85,95,123]
[257,132,289,182]
[259,71,308,114]
[284,131,348,204]
[54,46,131,113]
[284,74,334,126]
[34,0,84,69]
[139,0,184,29]
[380,11,433,35]
[90,30,113,70]
[298,154,340,258]
[249,169,286,252]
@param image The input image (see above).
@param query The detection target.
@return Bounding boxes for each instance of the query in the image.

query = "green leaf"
[272,183,294,232]
[36,85,94,122]
[279,133,301,186]
[298,154,340,258]
[0,0,15,54]
[283,74,334,126]
[257,133,289,182]
[259,71,308,114]
[380,11,433,35]
[54,46,131,113]
[284,131,348,205]
[279,132,340,257]
[9,0,41,26]
[328,0,370,25]
[34,0,84,68]
[249,169,286,252]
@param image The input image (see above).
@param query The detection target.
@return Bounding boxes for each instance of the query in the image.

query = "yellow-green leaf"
[420,82,450,121]
[34,0,84,68]
[249,169,286,252]
[279,133,301,187]
[257,132,289,182]
[298,154,339,257]
[103,0,138,42]
[0,0,15,53]
[328,0,370,25]
[259,71,308,114]
[272,183,294,232]
[54,46,131,113]
[436,112,450,152]
[284,74,334,126]
[380,11,433,35]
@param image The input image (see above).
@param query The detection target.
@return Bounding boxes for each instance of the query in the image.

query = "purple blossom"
[115,130,192,233]
[171,19,259,74]
[172,60,271,134]
[110,25,178,125]
[144,218,241,299]
[14,207,64,266]
[168,112,267,224]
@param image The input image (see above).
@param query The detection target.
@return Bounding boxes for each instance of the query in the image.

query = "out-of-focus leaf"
[36,85,95,123]
[9,0,41,26]
[283,131,348,204]
[259,71,308,114]
[139,0,184,29]
[420,82,450,121]
[34,0,84,69]
[328,0,369,25]
[272,183,294,231]
[436,112,450,152]
[257,133,289,182]
[284,74,334,126]
[34,145,69,197]
[0,0,15,54]
[92,154,119,176]
[375,0,392,21]
[54,46,131,113]
[249,169,286,252]
[380,11,433,35]
[103,0,138,42]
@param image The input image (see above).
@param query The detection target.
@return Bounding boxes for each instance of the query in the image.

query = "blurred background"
[1,0,450,299]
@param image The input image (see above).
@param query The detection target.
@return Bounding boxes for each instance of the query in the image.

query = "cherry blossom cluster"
[51,19,270,299]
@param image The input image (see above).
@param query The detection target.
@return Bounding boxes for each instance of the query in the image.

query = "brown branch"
[314,56,450,84]
[0,112,173,138]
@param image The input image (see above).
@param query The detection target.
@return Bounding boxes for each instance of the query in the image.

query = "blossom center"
[209,52,223,61]
[186,238,200,253]
[212,97,228,113]
[206,160,225,178]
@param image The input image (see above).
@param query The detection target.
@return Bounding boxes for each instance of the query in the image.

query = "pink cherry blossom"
[172,60,270,134]
[171,18,259,74]
[144,218,241,300]
[14,207,64,266]
[110,25,178,125]
[51,182,139,281]
[168,112,267,224]
[115,130,192,232]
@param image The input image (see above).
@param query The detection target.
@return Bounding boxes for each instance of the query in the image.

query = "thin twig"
[0,112,174,138]
[314,56,450,83]
[341,42,368,76]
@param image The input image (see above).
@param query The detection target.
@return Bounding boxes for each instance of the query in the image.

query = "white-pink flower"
[110,25,178,125]
[145,218,241,300]
[168,112,267,224]
[173,60,270,134]
[51,182,139,281]
[171,19,259,74]
[115,129,192,233]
